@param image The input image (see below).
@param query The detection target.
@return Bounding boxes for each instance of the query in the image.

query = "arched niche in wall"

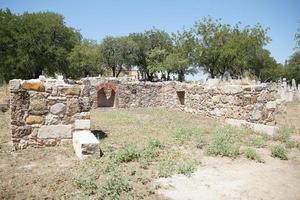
[96,83,118,107]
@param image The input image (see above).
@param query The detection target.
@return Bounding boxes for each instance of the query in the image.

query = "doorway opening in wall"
[176,91,185,105]
[97,88,116,107]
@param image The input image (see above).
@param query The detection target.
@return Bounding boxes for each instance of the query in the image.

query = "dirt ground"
[157,102,300,200]
[0,97,300,199]
[157,150,300,200]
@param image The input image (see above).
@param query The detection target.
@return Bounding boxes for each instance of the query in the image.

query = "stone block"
[60,86,81,96]
[50,103,66,115]
[223,85,243,94]
[37,125,72,139]
[75,119,91,130]
[25,115,44,125]
[251,123,279,136]
[9,79,21,91]
[225,118,279,135]
[21,79,45,92]
[73,130,100,160]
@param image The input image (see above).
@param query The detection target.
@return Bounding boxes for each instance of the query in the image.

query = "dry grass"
[0,84,9,102]
[0,104,299,199]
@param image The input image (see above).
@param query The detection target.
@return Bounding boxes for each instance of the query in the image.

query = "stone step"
[225,118,279,135]
[74,119,90,130]
[73,130,100,160]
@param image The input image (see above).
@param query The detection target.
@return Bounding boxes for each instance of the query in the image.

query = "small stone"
[25,115,44,125]
[50,103,66,115]
[21,80,45,92]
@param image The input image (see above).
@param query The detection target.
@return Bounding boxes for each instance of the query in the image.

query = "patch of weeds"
[285,140,300,150]
[116,143,140,163]
[206,126,240,158]
[176,160,197,176]
[172,128,193,144]
[147,138,164,149]
[96,153,119,174]
[73,175,97,190]
[194,134,207,149]
[158,151,198,177]
[271,145,288,160]
[158,152,177,177]
[245,147,264,163]
[273,128,291,143]
[99,172,132,200]
[248,137,265,148]
[139,138,164,169]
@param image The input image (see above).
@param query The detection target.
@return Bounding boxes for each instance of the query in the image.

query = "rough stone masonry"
[9,76,288,150]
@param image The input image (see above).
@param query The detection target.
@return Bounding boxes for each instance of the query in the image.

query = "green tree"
[284,25,300,84]
[130,28,172,81]
[164,30,197,82]
[193,17,274,79]
[0,9,81,82]
[99,36,134,77]
[67,40,105,79]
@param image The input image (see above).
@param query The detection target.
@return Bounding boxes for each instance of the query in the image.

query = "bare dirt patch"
[157,152,300,200]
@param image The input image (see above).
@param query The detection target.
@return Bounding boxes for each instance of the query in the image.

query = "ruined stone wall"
[9,77,91,149]
[10,76,284,149]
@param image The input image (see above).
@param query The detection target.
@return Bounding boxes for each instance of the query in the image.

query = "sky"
[1,0,299,69]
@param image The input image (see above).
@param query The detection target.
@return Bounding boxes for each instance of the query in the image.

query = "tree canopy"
[0,9,298,83]
[0,9,81,82]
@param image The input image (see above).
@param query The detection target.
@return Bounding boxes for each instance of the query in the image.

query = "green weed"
[271,145,288,160]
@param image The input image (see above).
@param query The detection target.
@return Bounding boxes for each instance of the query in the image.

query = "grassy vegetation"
[1,104,300,199]
[206,126,241,158]
[271,145,288,160]
[245,147,264,163]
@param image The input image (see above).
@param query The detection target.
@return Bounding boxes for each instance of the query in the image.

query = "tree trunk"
[116,68,122,77]
[178,70,185,82]
[112,66,116,77]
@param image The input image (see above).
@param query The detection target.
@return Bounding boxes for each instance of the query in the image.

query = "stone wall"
[9,76,285,149]
[9,77,91,149]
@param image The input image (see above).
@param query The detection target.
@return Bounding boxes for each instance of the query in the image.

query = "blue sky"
[1,0,299,65]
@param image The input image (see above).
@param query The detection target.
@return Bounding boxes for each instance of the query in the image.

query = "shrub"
[271,145,288,160]
[206,126,240,157]
[245,147,264,163]
[116,143,140,163]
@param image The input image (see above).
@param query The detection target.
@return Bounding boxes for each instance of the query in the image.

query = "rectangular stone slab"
[73,130,100,160]
[74,119,91,130]
[38,125,72,139]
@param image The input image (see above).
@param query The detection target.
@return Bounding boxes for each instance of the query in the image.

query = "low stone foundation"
[9,76,286,150]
